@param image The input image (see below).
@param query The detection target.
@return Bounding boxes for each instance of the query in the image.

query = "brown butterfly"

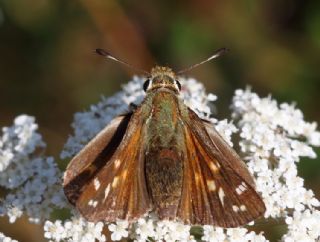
[63,48,266,228]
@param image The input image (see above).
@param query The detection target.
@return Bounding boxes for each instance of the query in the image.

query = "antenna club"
[95,48,150,75]
[177,47,229,74]
[95,48,110,57]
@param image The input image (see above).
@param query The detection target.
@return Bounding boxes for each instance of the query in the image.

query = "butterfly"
[63,48,266,228]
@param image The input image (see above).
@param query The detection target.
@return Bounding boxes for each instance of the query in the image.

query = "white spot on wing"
[207,180,216,191]
[232,205,239,212]
[195,173,200,184]
[112,176,119,188]
[209,162,218,172]
[240,205,247,211]
[88,199,98,207]
[218,188,225,206]
[104,184,111,201]
[114,159,121,169]
[236,187,241,195]
[236,182,247,195]
[122,169,128,179]
[94,178,100,190]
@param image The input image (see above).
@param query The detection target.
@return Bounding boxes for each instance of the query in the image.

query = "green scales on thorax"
[145,90,187,150]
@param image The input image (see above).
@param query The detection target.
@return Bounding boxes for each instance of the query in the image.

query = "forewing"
[73,109,151,222]
[178,109,266,227]
[63,113,132,205]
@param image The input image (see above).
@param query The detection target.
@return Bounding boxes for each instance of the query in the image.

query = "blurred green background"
[0,0,319,241]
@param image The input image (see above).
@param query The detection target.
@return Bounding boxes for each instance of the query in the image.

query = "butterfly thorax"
[145,90,186,149]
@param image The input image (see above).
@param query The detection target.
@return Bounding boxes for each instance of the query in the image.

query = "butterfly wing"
[63,113,132,205]
[63,110,151,222]
[177,109,266,227]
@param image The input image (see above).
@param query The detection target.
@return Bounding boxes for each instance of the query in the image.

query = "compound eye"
[143,79,150,92]
[175,80,181,91]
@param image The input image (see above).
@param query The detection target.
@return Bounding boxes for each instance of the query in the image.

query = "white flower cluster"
[108,217,195,242]
[0,115,66,224]
[201,225,267,242]
[179,78,217,119]
[106,216,268,242]
[1,77,319,241]
[232,88,320,241]
[0,232,18,242]
[43,213,106,242]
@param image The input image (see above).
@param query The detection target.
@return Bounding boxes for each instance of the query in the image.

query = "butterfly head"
[143,66,181,93]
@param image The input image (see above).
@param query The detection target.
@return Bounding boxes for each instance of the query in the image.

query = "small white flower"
[202,226,226,242]
[6,205,23,223]
[135,218,155,241]
[226,227,248,241]
[44,220,65,240]
[166,221,191,241]
[108,220,129,241]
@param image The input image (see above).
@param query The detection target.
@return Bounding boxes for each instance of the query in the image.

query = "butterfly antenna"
[177,47,229,75]
[95,48,150,75]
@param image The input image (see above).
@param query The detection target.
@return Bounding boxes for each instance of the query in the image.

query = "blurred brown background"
[0,0,319,241]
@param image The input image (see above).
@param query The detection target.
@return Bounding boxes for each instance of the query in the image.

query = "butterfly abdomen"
[145,148,183,219]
